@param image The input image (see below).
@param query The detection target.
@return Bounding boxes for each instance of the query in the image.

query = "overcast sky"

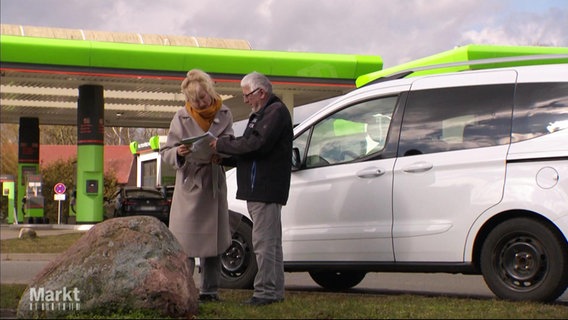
[2,0,567,67]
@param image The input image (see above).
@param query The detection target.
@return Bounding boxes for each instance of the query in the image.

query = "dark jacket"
[216,95,293,205]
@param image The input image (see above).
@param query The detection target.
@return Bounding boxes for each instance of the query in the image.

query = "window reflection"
[399,85,514,156]
[294,96,398,168]
[512,83,568,142]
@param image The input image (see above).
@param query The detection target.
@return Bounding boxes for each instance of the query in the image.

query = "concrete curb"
[1,224,91,241]
[4,224,94,231]
[1,253,59,261]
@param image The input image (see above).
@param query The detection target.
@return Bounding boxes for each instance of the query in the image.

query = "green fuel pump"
[1,175,17,223]
[22,173,46,223]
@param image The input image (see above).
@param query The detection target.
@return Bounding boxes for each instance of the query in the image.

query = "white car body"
[225,62,568,302]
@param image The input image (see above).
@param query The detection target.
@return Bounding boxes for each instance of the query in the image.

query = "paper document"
[181,132,215,145]
[181,132,217,161]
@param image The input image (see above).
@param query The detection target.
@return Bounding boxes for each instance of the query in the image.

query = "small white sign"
[54,194,66,201]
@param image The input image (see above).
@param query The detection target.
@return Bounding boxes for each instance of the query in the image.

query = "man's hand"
[211,154,222,164]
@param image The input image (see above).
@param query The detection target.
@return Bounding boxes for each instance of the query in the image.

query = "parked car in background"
[104,186,170,225]
[158,185,174,206]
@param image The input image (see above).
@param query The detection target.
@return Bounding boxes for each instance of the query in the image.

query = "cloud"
[460,8,568,47]
[1,0,567,67]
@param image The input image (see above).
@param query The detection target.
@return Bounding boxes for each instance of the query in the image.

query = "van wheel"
[480,217,568,302]
[309,271,366,290]
[220,220,257,289]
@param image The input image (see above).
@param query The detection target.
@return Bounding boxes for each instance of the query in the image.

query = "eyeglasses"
[243,88,260,98]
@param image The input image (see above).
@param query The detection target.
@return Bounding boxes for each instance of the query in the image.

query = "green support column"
[76,85,104,223]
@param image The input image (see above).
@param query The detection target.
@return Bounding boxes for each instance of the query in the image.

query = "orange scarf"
[185,97,222,132]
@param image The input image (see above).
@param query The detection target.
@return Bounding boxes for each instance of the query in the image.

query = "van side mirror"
[291,147,301,170]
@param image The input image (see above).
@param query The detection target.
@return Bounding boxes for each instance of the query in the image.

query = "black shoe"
[199,293,220,302]
[242,296,282,306]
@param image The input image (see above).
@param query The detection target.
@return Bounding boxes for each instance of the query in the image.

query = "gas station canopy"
[0,24,383,128]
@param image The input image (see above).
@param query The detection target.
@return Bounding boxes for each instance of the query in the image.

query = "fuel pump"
[1,175,17,224]
[23,174,46,224]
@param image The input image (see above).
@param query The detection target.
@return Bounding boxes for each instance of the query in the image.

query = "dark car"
[157,185,174,204]
[104,186,170,225]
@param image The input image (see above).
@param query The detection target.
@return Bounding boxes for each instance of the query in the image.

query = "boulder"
[17,216,198,318]
[18,227,37,239]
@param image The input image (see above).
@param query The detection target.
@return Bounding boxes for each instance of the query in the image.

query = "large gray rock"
[17,216,198,318]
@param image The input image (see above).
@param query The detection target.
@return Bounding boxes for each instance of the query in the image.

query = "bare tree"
[40,125,77,145]
[105,126,132,145]
[34,125,167,146]
[0,124,19,177]
[105,127,168,145]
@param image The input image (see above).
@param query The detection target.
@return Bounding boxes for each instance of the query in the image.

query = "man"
[211,71,293,306]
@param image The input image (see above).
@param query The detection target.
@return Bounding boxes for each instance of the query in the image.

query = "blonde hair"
[181,69,220,102]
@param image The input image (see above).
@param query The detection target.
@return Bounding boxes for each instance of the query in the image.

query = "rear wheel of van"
[309,271,366,291]
[480,217,568,302]
[219,219,257,289]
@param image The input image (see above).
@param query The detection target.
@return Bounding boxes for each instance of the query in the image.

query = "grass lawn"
[2,232,567,319]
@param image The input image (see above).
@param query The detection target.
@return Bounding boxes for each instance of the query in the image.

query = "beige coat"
[160,105,234,257]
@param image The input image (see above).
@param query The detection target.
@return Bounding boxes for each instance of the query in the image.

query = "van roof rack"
[360,54,568,87]
[356,45,568,87]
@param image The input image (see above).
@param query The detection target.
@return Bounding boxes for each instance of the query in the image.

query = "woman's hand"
[177,144,191,156]
[209,138,218,150]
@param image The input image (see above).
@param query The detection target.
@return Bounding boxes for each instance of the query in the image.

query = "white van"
[221,57,568,302]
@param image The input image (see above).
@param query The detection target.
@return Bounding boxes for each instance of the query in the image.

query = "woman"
[160,69,233,302]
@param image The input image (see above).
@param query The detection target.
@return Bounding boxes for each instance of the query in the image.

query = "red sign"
[54,182,66,194]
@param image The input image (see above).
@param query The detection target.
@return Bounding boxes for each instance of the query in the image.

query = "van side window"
[398,85,514,156]
[512,82,568,143]
[296,96,398,168]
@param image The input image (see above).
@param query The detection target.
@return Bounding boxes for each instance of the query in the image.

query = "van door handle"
[402,161,433,173]
[356,167,385,178]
